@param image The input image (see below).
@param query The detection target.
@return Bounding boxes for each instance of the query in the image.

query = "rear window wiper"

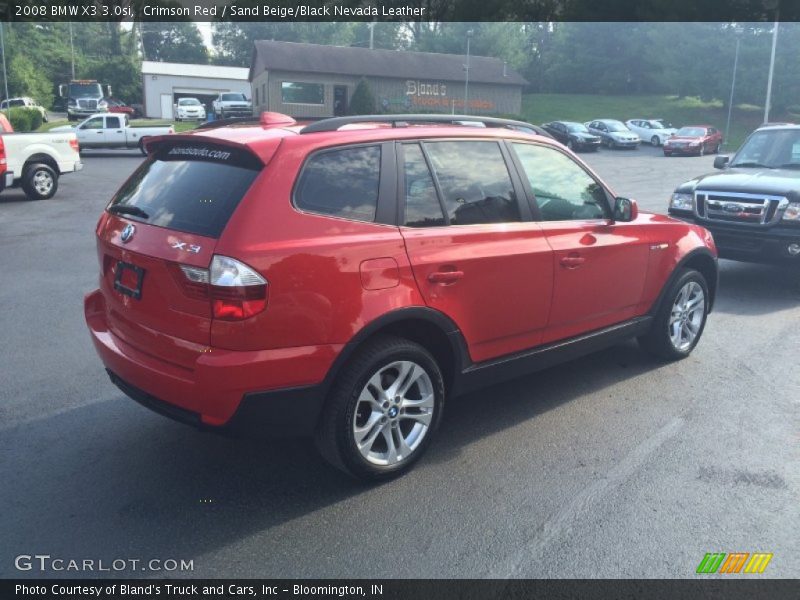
[729,161,773,168]
[107,205,149,219]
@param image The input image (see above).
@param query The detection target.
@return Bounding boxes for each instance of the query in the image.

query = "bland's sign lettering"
[406,80,448,97]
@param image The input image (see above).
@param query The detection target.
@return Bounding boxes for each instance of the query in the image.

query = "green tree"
[142,22,208,64]
[6,53,53,106]
[348,78,376,115]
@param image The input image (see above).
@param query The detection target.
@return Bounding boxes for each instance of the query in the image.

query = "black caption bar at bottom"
[4,579,799,600]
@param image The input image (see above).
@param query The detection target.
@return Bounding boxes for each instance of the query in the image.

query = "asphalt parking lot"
[1,143,798,579]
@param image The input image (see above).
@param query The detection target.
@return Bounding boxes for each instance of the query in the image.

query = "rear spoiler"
[143,134,277,167]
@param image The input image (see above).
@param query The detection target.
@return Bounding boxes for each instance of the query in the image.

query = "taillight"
[171,255,268,321]
[69,138,80,153]
[0,137,6,175]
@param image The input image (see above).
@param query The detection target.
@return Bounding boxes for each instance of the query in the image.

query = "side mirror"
[613,197,638,222]
[713,155,730,169]
[58,84,66,97]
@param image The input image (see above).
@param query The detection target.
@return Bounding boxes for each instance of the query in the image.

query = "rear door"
[96,140,262,371]
[399,139,553,364]
[510,142,650,344]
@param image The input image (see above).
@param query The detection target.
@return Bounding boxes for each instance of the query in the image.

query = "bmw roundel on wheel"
[84,113,717,480]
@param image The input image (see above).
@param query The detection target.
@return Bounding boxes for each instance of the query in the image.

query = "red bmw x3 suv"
[85,113,718,480]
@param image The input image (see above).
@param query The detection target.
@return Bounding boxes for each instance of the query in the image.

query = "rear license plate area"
[114,261,145,300]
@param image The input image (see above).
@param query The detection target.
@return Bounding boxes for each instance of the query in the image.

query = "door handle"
[428,270,464,284]
[560,255,586,268]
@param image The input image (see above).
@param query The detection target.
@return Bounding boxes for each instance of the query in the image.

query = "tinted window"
[403,144,445,227]
[295,145,381,223]
[109,143,261,238]
[424,141,520,225]
[106,116,121,129]
[281,82,325,105]
[513,143,609,221]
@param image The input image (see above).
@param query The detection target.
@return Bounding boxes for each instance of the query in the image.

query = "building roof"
[142,61,249,81]
[249,40,528,86]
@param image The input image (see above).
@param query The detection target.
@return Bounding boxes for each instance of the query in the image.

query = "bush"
[348,78,377,115]
[6,107,43,132]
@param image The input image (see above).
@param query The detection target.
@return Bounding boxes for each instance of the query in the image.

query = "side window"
[106,116,121,129]
[513,143,609,221]
[81,117,104,130]
[423,140,521,225]
[295,145,381,223]
[403,144,445,227]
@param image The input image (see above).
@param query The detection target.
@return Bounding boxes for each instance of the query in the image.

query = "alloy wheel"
[668,281,705,352]
[352,360,434,466]
[33,170,53,196]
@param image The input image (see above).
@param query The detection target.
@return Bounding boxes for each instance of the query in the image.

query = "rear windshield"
[108,143,261,238]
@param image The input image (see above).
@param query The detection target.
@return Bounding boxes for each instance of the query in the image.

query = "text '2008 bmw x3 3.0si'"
[84,112,718,480]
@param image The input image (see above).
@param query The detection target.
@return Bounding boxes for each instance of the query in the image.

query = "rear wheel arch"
[318,308,467,415]
[24,153,60,175]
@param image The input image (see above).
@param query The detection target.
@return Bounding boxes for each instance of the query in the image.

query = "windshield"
[605,121,627,132]
[178,98,201,106]
[221,93,247,102]
[676,127,706,137]
[566,123,589,133]
[730,129,800,169]
[68,83,102,98]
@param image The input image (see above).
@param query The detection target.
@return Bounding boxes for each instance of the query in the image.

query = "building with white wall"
[141,61,250,119]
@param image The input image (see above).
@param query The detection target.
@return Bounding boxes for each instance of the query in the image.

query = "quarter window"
[513,143,609,221]
[281,82,325,105]
[295,145,381,223]
[403,144,445,227]
[423,141,520,225]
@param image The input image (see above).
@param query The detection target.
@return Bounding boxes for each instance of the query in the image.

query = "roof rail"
[299,114,548,135]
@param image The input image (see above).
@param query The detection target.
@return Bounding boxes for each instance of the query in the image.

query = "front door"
[399,140,554,364]
[77,115,106,147]
[333,86,348,116]
[510,142,650,344]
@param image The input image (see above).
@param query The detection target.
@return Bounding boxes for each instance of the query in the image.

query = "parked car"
[668,123,800,264]
[212,92,252,119]
[104,98,135,117]
[663,126,722,156]
[174,98,207,121]
[625,119,677,146]
[0,96,48,122]
[51,113,173,154]
[541,121,601,151]
[0,111,82,200]
[585,119,640,149]
[84,112,717,480]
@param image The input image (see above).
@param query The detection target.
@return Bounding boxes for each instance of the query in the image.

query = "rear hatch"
[96,139,263,371]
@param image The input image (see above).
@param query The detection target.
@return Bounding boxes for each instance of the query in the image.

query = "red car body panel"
[85,119,717,430]
[663,125,723,155]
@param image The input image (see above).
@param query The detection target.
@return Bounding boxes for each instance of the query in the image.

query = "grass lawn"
[520,94,796,150]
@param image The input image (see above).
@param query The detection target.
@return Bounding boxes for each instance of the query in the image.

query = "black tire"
[606,138,615,149]
[651,135,660,147]
[638,268,710,361]
[567,139,574,150]
[138,137,149,156]
[315,335,445,481]
[699,144,705,157]
[21,163,58,200]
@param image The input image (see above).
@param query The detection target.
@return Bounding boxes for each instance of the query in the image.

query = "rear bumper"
[85,289,339,436]
[1,171,13,190]
[669,213,800,264]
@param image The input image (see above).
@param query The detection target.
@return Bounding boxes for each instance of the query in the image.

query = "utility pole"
[69,22,76,79]
[368,22,375,50]
[724,27,742,149]
[0,22,9,111]
[464,29,473,114]
[764,19,779,124]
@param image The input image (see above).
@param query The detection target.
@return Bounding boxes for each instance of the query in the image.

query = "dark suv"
[668,124,800,264]
[85,113,718,480]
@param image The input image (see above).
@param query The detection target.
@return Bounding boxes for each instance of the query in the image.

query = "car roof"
[182,118,558,163]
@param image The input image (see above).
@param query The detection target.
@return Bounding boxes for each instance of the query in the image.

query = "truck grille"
[78,99,98,109]
[694,191,788,227]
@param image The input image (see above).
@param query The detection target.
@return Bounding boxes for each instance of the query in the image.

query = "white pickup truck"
[0,112,82,200]
[52,114,174,154]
